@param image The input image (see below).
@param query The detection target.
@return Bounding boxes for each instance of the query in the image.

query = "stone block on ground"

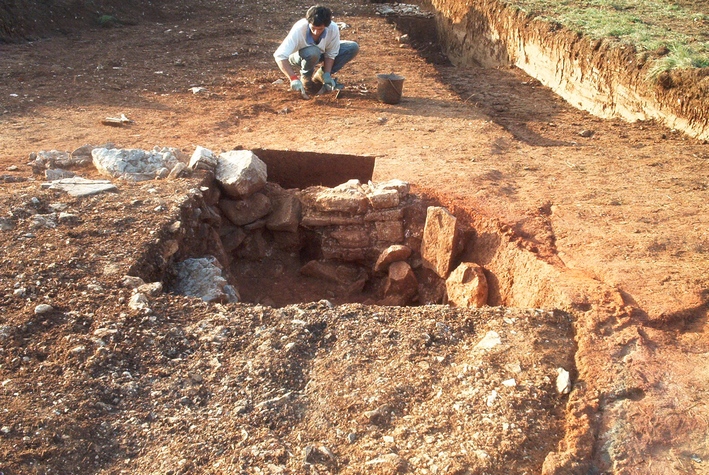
[374,244,412,273]
[365,208,405,222]
[301,210,364,227]
[445,262,488,308]
[421,206,459,278]
[45,169,75,181]
[321,241,367,262]
[42,177,118,197]
[172,256,239,303]
[384,261,418,302]
[216,150,267,199]
[219,192,272,226]
[189,146,218,171]
[92,146,183,181]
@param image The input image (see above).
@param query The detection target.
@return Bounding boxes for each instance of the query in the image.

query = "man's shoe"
[313,67,325,84]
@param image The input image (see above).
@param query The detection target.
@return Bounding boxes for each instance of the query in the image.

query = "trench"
[382,0,709,139]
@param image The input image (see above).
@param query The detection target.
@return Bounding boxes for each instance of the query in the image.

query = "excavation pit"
[163,148,586,315]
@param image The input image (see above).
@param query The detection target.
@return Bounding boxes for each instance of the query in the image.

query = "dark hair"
[306,5,332,27]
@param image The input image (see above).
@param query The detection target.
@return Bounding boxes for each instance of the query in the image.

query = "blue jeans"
[288,41,359,77]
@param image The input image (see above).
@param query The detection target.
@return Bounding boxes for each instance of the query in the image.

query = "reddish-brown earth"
[1,0,709,474]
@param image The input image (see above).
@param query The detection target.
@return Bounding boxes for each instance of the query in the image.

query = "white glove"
[290,79,304,92]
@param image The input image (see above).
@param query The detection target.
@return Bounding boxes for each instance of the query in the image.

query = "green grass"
[505,0,709,79]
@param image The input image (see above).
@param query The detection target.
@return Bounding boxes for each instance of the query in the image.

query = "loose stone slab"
[219,192,272,226]
[216,150,268,199]
[172,256,239,303]
[374,244,412,273]
[446,262,488,308]
[42,177,118,197]
[189,146,218,171]
[421,206,459,278]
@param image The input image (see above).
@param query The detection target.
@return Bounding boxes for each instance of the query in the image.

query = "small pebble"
[34,304,54,315]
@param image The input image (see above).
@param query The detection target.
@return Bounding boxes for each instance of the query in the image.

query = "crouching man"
[274,5,359,95]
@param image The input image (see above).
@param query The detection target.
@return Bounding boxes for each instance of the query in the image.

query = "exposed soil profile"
[1,0,709,474]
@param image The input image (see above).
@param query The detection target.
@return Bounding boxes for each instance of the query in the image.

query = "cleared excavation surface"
[1,0,709,473]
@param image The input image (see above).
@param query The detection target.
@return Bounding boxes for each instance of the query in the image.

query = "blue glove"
[290,79,304,92]
[321,72,336,89]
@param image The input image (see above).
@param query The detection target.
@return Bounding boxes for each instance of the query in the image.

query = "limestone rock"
[475,331,501,350]
[0,217,16,231]
[121,276,146,289]
[128,293,150,311]
[34,304,54,315]
[29,150,72,171]
[421,206,459,278]
[365,208,404,222]
[376,179,409,198]
[445,262,488,308]
[45,169,75,181]
[168,162,188,179]
[172,256,239,303]
[189,146,218,171]
[364,453,408,473]
[301,210,364,227]
[216,150,267,199]
[556,368,571,395]
[219,192,272,226]
[30,214,57,229]
[42,177,118,197]
[200,205,222,227]
[71,144,102,165]
[92,146,182,181]
[367,187,399,209]
[321,241,367,262]
[374,244,412,273]
[137,282,163,297]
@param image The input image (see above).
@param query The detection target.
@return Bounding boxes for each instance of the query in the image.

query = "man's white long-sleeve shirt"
[273,18,341,61]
